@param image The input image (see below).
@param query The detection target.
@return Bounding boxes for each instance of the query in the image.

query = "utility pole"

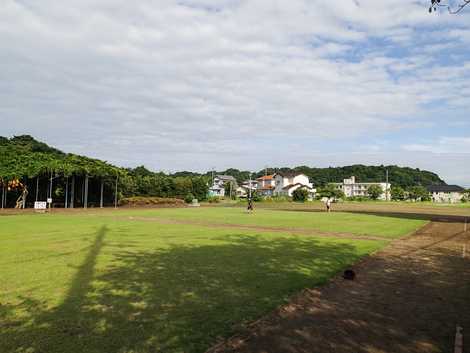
[386,169,389,201]
[70,176,75,208]
[49,171,53,209]
[65,176,69,209]
[249,172,252,200]
[83,174,89,209]
[35,176,39,202]
[114,173,118,209]
[100,179,104,208]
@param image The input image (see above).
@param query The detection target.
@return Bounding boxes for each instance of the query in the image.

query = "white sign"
[34,201,47,210]
[47,198,52,204]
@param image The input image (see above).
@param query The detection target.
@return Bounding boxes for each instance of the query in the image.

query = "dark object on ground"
[343,269,356,280]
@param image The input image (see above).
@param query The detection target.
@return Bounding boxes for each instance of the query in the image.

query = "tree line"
[0,136,208,208]
[0,135,449,208]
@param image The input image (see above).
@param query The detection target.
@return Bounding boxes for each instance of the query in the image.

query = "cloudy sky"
[1,0,469,185]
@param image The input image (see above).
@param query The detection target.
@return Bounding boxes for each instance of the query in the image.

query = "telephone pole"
[386,169,389,201]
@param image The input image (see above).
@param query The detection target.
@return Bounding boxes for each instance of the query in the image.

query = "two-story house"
[256,175,276,196]
[273,172,315,198]
[209,175,237,197]
[427,185,466,203]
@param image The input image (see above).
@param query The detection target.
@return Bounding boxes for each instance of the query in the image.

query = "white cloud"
[402,137,470,154]
[0,0,469,184]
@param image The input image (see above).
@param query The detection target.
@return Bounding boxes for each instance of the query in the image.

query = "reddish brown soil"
[207,219,470,353]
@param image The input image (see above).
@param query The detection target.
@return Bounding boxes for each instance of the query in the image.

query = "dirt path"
[207,220,470,353]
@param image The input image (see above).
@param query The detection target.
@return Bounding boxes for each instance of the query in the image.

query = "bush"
[184,193,195,204]
[119,196,185,207]
[207,196,221,203]
[292,188,309,202]
[347,196,370,202]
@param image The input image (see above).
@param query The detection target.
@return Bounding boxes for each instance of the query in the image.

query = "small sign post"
[34,201,47,213]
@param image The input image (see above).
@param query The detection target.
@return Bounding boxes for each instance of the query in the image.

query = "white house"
[209,175,237,197]
[273,172,316,198]
[427,185,466,203]
[332,176,390,200]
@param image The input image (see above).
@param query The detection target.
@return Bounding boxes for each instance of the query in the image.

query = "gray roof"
[426,185,465,193]
[216,175,236,181]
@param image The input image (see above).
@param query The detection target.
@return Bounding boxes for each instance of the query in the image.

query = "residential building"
[237,180,258,198]
[427,185,466,203]
[208,175,237,197]
[332,176,391,200]
[273,172,316,198]
[256,175,276,196]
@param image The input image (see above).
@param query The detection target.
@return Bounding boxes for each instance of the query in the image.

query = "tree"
[367,185,383,200]
[408,186,430,202]
[318,184,345,200]
[292,188,309,202]
[429,0,470,14]
[391,186,406,201]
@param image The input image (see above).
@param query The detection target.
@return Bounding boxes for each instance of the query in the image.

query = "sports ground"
[1,204,469,353]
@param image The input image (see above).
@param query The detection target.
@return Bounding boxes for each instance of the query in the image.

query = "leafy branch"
[429,0,470,14]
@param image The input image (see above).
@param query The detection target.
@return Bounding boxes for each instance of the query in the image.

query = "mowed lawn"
[0,208,426,353]
[116,207,427,238]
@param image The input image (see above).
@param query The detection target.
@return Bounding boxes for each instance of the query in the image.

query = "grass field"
[0,207,426,353]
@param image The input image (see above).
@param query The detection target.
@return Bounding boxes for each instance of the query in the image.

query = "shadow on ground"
[1,226,367,353]
[208,221,470,353]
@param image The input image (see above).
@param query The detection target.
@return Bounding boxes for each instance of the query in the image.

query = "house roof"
[215,175,236,181]
[257,175,275,180]
[426,185,465,193]
[275,171,305,178]
[282,183,313,191]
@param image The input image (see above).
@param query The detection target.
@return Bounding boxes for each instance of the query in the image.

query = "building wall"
[334,180,390,200]
[431,192,463,203]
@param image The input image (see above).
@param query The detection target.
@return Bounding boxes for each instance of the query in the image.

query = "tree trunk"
[84,175,89,209]
[70,176,75,208]
[100,179,104,208]
[1,186,4,209]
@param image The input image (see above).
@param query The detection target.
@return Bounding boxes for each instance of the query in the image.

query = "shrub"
[184,193,195,204]
[119,196,185,207]
[292,188,309,202]
[347,196,370,202]
[207,196,221,203]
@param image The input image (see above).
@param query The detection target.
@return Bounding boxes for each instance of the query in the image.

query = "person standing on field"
[326,198,331,213]
[247,196,254,212]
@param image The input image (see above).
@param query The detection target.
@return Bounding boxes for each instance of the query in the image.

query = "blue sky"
[0,0,469,186]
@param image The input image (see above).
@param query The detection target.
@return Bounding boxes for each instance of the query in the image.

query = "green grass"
[0,208,423,353]
[116,207,426,238]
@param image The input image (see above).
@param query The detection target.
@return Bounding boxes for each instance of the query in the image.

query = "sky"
[1,0,469,186]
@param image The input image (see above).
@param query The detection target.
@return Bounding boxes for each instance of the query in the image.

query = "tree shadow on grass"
[1,230,366,353]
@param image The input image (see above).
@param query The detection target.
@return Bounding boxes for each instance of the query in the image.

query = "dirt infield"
[207,219,470,353]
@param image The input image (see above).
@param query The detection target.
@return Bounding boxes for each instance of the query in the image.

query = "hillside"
[1,136,445,197]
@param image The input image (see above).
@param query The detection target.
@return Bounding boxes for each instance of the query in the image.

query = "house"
[237,180,258,198]
[256,175,276,196]
[208,175,237,197]
[332,176,391,200]
[273,172,316,198]
[427,185,466,203]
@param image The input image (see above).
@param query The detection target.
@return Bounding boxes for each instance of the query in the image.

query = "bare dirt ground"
[207,217,470,353]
